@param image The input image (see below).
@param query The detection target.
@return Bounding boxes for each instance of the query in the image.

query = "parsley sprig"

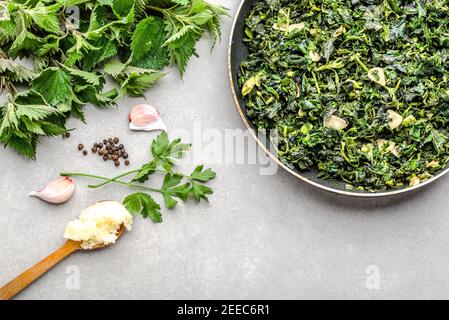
[0,0,228,159]
[61,132,216,222]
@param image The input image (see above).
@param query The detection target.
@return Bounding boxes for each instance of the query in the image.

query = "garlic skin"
[129,104,166,132]
[30,177,75,204]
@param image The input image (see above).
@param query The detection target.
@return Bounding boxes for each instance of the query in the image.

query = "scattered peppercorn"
[65,132,71,139]
[78,137,130,167]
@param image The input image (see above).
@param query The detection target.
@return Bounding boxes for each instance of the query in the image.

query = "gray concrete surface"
[2,0,449,300]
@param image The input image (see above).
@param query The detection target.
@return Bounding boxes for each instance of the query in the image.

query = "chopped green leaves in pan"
[239,0,449,192]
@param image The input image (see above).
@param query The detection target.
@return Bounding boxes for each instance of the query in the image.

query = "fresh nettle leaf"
[0,90,65,159]
[239,0,449,192]
[61,133,216,222]
[104,60,165,96]
[0,0,228,158]
[31,68,72,106]
[131,16,169,69]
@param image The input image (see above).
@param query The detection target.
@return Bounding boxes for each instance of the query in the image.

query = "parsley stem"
[60,172,162,193]
[88,170,140,188]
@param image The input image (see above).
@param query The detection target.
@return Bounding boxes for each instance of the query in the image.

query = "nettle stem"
[145,5,167,14]
[60,172,162,194]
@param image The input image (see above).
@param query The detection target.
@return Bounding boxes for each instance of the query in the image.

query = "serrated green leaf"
[0,58,35,83]
[25,2,61,34]
[103,60,126,77]
[31,68,72,106]
[131,16,169,70]
[60,64,101,86]
[3,132,37,159]
[112,0,134,18]
[166,30,198,76]
[121,70,165,96]
[9,30,41,57]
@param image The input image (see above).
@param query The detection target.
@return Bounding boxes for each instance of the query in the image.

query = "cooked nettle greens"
[0,0,228,159]
[239,0,449,192]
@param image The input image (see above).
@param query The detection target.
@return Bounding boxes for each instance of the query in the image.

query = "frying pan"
[227,0,449,197]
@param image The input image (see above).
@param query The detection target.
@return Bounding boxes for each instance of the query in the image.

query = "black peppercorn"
[78,144,84,151]
[113,137,119,144]
[65,132,71,138]
[98,143,103,148]
[103,155,108,161]
[112,155,119,161]
[103,139,107,144]
[122,152,128,159]
[92,147,97,153]
[114,160,120,166]
[125,160,130,166]
[119,144,124,149]
[83,150,88,156]
[108,154,113,160]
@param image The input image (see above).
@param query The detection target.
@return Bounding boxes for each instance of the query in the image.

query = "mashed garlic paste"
[64,201,132,249]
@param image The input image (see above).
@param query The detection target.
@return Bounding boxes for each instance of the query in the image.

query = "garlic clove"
[409,176,421,187]
[309,51,321,63]
[323,115,348,130]
[129,104,166,132]
[387,110,403,129]
[30,177,75,204]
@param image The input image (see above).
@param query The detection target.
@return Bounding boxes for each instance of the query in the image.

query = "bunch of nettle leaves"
[0,0,228,159]
[239,0,449,192]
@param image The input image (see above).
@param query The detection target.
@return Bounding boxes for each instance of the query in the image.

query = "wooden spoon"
[0,224,125,300]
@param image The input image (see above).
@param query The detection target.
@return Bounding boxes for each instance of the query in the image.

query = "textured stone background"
[1,0,449,299]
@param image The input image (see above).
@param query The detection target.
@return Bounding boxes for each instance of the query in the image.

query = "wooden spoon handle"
[0,240,80,300]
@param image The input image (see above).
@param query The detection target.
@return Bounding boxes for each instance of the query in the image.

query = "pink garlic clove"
[129,104,166,132]
[30,177,75,204]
